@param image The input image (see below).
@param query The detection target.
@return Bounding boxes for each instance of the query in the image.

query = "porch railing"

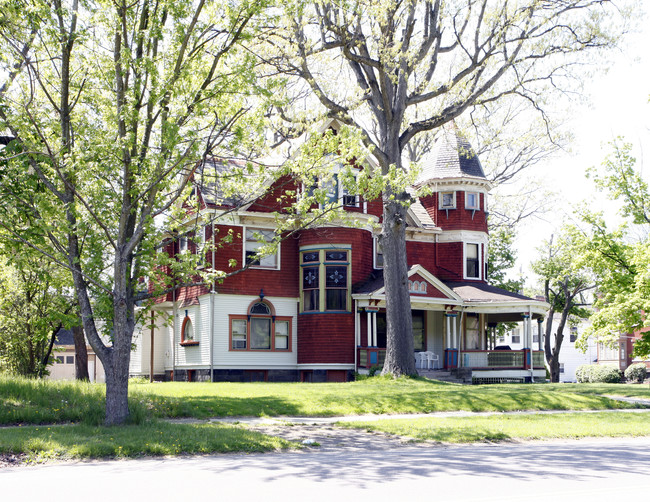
[459,350,545,370]
[358,347,386,368]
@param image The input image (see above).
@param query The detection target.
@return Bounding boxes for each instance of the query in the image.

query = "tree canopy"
[576,141,650,356]
[0,0,272,424]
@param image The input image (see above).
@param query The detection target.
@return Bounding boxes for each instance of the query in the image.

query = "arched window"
[229,300,291,352]
[180,315,198,346]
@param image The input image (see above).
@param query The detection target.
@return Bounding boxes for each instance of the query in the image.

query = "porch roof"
[352,271,549,320]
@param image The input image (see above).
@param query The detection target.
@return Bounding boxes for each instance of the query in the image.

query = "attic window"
[439,191,456,209]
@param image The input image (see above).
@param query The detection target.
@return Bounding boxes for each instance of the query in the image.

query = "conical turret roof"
[416,126,486,185]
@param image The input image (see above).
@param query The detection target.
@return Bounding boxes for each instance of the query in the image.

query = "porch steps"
[418,368,471,384]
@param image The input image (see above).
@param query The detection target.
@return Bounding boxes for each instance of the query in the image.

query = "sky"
[513,14,650,283]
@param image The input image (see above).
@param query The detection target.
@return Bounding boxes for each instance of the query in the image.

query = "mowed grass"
[3,374,650,426]
[340,411,650,443]
[0,421,293,463]
[131,378,645,420]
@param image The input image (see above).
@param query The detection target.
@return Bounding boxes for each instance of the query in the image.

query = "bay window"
[300,248,350,312]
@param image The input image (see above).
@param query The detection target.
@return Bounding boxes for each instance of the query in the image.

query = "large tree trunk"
[381,193,416,377]
[72,324,89,381]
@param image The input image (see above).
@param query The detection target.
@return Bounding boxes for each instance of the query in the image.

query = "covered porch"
[353,267,549,383]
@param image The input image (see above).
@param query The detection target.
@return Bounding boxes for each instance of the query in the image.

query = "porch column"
[522,313,531,370]
[445,313,451,349]
[537,318,544,351]
[452,314,458,349]
[366,310,373,346]
[372,311,378,347]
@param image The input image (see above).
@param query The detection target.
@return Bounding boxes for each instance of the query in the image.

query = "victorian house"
[130,121,548,383]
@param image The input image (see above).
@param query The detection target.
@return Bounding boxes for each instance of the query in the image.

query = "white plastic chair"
[426,351,439,370]
[417,352,428,369]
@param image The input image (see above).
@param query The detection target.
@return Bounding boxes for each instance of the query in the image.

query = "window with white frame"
[465,192,479,210]
[229,301,291,351]
[570,326,578,342]
[465,243,480,279]
[439,191,456,209]
[245,228,278,268]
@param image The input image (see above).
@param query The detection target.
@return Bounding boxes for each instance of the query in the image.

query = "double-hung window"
[300,248,350,312]
[245,228,278,268]
[465,243,480,279]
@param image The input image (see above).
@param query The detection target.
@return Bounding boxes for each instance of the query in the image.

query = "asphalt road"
[3,436,650,501]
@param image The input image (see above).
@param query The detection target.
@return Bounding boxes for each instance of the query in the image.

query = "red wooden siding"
[297,313,355,364]
[419,192,488,232]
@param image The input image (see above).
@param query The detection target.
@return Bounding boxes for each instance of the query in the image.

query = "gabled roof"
[353,265,462,302]
[416,126,486,185]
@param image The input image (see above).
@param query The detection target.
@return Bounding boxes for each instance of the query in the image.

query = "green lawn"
[0,421,293,463]
[340,411,650,443]
[2,375,649,426]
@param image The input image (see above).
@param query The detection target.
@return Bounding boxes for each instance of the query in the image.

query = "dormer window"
[465,192,479,210]
[305,165,360,210]
[439,191,456,209]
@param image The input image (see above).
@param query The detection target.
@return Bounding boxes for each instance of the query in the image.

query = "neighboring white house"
[47,328,106,383]
[497,319,597,382]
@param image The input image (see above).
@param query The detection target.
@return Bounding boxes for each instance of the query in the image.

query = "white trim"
[419,177,493,191]
[437,230,488,244]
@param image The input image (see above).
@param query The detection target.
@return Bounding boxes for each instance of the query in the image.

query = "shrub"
[624,363,647,383]
[575,364,593,383]
[575,364,622,383]
[592,365,622,383]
